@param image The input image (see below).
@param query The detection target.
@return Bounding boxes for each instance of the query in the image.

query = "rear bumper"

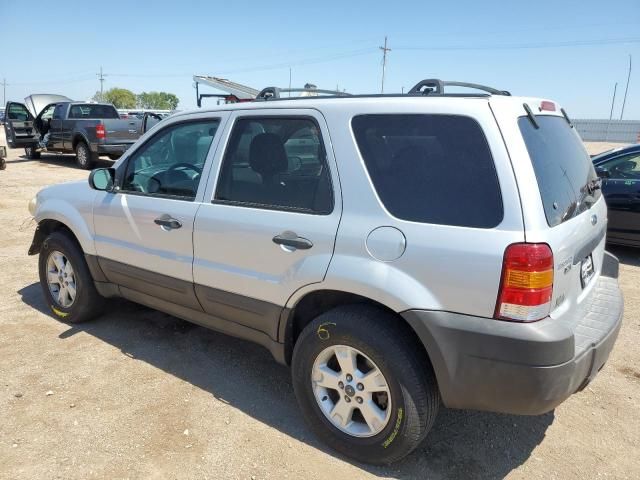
[96,143,133,155]
[403,251,623,415]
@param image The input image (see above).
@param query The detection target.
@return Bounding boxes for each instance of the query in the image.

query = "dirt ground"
[0,133,639,480]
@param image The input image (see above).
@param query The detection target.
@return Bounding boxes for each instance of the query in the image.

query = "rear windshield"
[518,115,601,227]
[68,104,119,119]
[352,114,503,228]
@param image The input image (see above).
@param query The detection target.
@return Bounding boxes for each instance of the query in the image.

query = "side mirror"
[89,168,115,191]
[595,166,610,178]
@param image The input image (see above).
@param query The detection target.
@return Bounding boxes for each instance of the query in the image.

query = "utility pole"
[379,36,391,94]
[1,78,6,106]
[620,54,632,120]
[609,83,618,120]
[605,82,618,141]
[96,66,107,101]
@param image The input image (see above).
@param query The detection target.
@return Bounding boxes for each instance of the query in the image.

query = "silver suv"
[28,80,623,464]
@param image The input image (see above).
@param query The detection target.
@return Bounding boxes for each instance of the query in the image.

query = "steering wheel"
[166,162,202,174]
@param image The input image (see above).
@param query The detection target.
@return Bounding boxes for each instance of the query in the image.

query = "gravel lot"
[1,132,639,479]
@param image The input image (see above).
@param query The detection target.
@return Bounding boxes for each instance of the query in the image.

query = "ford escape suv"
[27,79,623,464]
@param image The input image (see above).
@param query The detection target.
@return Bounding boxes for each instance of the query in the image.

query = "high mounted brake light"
[495,243,554,322]
[540,101,556,112]
[96,124,106,139]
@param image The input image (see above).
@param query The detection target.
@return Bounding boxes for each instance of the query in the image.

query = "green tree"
[137,91,179,110]
[92,88,137,109]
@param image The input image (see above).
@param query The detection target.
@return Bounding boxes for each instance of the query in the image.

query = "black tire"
[75,142,97,169]
[292,305,440,465]
[24,146,41,159]
[38,231,105,323]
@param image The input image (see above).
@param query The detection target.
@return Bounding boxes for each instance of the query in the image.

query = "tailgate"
[102,119,140,144]
[515,110,610,349]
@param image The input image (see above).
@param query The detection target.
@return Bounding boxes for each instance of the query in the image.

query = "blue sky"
[1,0,639,118]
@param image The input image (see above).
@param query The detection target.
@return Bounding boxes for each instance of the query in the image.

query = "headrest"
[249,133,288,177]
[173,132,198,160]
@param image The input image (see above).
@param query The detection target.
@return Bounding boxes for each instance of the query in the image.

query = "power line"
[394,37,640,51]
[379,36,391,94]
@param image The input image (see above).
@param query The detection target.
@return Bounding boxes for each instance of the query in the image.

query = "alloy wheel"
[311,345,392,437]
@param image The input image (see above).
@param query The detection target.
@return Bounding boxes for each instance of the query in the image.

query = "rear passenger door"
[193,109,341,340]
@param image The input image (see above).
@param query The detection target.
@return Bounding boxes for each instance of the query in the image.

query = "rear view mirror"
[595,166,610,178]
[89,168,115,191]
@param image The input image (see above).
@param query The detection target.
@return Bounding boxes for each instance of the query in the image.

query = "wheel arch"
[280,289,434,373]
[72,133,90,150]
[29,209,95,257]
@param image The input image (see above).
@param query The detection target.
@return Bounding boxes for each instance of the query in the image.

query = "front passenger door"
[93,116,225,309]
[3,102,37,148]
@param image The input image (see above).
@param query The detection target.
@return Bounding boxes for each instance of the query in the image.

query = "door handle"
[272,231,313,250]
[154,214,182,230]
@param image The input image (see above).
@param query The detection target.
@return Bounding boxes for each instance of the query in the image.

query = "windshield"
[68,104,119,119]
[519,115,601,227]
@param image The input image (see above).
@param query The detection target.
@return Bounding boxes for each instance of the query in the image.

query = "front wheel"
[38,231,105,323]
[75,142,96,169]
[292,305,440,465]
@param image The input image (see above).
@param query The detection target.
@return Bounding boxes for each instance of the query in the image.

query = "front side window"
[53,104,65,120]
[121,120,220,200]
[600,153,640,180]
[215,116,333,213]
[352,114,503,228]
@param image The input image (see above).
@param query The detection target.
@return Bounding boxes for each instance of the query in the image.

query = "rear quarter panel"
[490,96,609,326]
[286,98,525,317]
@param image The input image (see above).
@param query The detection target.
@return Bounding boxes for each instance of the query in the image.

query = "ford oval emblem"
[591,214,598,226]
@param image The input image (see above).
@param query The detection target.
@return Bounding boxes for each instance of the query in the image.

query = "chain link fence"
[573,119,640,143]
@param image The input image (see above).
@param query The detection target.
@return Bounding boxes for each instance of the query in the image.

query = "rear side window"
[352,114,503,228]
[518,115,601,227]
[215,117,333,214]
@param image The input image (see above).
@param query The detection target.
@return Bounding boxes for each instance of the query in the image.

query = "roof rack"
[407,79,511,96]
[256,84,352,101]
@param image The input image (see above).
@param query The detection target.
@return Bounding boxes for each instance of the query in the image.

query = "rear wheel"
[292,305,440,465]
[24,146,41,159]
[38,231,105,323]
[75,142,96,169]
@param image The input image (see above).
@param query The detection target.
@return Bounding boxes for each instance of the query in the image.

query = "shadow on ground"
[6,152,113,169]
[608,244,640,267]
[18,282,553,479]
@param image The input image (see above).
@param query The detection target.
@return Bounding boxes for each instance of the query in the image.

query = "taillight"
[96,124,106,139]
[495,243,554,322]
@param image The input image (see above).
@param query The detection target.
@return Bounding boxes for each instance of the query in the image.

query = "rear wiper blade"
[523,103,539,129]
